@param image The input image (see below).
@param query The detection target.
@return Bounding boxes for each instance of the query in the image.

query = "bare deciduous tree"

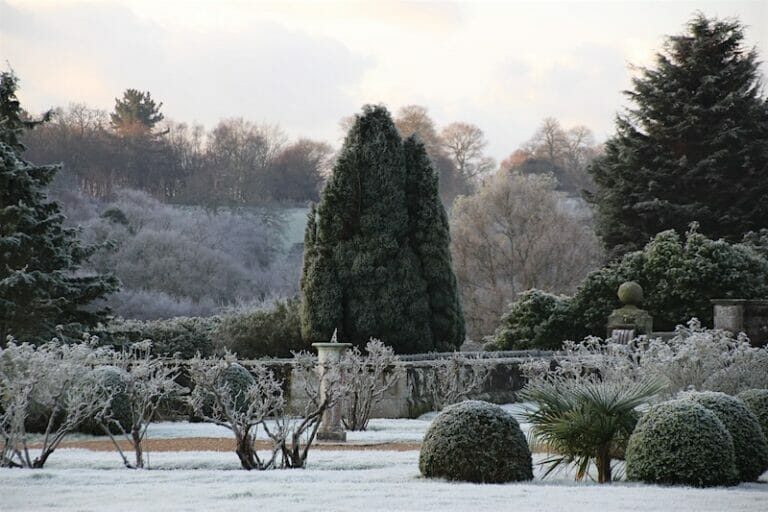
[440,122,495,182]
[394,105,442,154]
[391,105,475,204]
[340,339,403,431]
[450,171,603,338]
[516,117,600,195]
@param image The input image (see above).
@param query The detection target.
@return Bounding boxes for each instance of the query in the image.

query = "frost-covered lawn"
[2,404,766,512]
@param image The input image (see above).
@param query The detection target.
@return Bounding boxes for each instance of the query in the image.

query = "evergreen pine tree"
[301,105,464,353]
[403,136,465,350]
[588,14,768,257]
[0,71,119,343]
[110,89,165,135]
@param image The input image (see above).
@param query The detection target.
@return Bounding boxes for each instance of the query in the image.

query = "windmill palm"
[520,376,666,483]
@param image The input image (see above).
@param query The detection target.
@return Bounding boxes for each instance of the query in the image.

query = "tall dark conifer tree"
[300,106,464,353]
[0,72,119,343]
[403,136,465,350]
[588,14,768,257]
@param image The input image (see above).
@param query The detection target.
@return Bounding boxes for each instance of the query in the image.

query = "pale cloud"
[1,0,766,160]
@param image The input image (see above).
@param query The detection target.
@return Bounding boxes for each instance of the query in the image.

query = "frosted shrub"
[625,400,738,487]
[92,342,185,469]
[341,339,403,431]
[71,188,295,320]
[491,289,574,350]
[419,400,532,483]
[534,319,768,397]
[79,366,132,435]
[0,338,114,468]
[188,355,284,470]
[101,316,219,358]
[188,352,345,470]
[684,391,768,482]
[422,353,491,411]
[638,319,768,395]
[267,352,347,468]
[738,389,768,439]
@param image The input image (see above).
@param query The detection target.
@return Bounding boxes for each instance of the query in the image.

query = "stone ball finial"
[618,281,644,306]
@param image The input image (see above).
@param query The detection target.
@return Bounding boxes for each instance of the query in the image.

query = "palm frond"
[520,375,665,482]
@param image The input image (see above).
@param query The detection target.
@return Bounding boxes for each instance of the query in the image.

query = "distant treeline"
[22,95,332,207]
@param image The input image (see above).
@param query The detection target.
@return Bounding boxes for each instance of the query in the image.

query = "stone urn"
[607,281,653,340]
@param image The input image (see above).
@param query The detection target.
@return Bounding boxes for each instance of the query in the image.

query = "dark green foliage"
[0,72,50,152]
[300,204,342,343]
[101,207,131,228]
[742,229,768,261]
[625,399,738,487]
[496,228,768,345]
[737,389,768,439]
[110,89,164,134]
[520,377,666,483]
[569,228,768,333]
[419,400,533,483]
[219,363,256,416]
[217,298,306,358]
[403,137,465,351]
[588,15,768,257]
[195,362,257,421]
[99,317,218,359]
[23,401,65,434]
[301,105,464,353]
[79,366,132,435]
[492,289,573,349]
[686,391,768,482]
[0,72,119,343]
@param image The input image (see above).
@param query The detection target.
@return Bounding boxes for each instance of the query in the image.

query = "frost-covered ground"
[2,403,766,512]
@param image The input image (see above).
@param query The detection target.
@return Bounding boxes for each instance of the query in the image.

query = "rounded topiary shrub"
[79,366,132,435]
[738,389,768,439]
[218,363,256,415]
[194,362,256,421]
[686,391,768,482]
[419,400,532,483]
[625,399,737,487]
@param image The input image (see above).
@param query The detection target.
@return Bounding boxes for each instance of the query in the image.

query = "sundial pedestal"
[312,342,352,442]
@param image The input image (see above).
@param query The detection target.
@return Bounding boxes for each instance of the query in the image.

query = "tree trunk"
[596,446,612,483]
[132,428,144,469]
[32,449,52,469]
[235,434,257,470]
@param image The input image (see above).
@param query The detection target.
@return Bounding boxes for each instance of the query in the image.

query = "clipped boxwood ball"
[737,389,768,440]
[79,366,132,435]
[686,391,768,482]
[419,400,532,483]
[219,363,256,414]
[193,362,256,421]
[625,399,737,487]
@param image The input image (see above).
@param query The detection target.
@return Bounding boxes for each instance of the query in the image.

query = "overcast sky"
[1,0,766,160]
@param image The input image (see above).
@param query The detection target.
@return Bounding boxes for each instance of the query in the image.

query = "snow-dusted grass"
[2,405,766,512]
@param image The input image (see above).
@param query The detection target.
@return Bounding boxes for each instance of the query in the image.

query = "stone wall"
[253,354,538,419]
[713,299,768,347]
